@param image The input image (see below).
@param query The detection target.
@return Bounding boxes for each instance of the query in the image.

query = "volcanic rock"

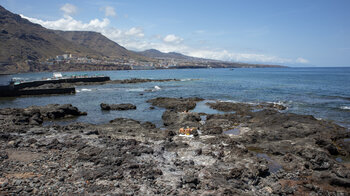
[100,103,136,110]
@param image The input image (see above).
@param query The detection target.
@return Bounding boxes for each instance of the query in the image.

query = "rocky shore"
[100,103,137,111]
[0,98,349,195]
[1,78,181,97]
[13,78,181,90]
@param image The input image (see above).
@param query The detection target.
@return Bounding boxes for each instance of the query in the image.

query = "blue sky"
[1,0,350,66]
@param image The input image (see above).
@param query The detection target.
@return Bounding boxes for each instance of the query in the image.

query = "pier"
[0,75,110,97]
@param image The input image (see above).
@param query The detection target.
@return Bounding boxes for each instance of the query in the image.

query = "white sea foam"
[81,88,92,92]
[127,88,145,92]
[267,101,288,106]
[180,78,192,81]
[340,106,350,110]
[218,99,239,103]
[143,86,162,92]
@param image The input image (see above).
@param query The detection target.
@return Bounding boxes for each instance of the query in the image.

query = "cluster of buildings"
[41,53,214,70]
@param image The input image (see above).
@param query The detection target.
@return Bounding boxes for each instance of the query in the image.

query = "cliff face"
[0,6,151,73]
[0,5,285,73]
[0,5,103,73]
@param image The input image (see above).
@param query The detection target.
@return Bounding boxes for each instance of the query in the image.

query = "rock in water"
[147,97,203,112]
[100,103,137,110]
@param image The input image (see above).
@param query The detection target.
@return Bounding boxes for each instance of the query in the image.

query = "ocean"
[1,67,349,128]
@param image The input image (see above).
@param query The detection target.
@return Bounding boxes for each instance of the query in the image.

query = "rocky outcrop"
[147,97,203,112]
[0,101,349,195]
[206,101,286,114]
[100,103,136,111]
[206,101,253,113]
[0,104,86,126]
[33,104,87,120]
[162,110,201,128]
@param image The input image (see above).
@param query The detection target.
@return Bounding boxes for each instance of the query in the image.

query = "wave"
[180,78,192,81]
[143,86,162,92]
[340,106,350,110]
[217,99,239,103]
[127,88,146,92]
[266,101,289,106]
[76,88,93,93]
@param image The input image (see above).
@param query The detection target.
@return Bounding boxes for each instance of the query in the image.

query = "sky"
[1,0,350,67]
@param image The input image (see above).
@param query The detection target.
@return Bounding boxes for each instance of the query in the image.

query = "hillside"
[54,31,151,61]
[0,5,284,73]
[137,49,285,68]
[0,5,152,73]
[0,5,103,73]
[136,49,197,60]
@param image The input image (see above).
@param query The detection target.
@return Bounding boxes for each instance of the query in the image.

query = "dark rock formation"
[100,103,136,111]
[0,100,349,195]
[147,97,203,112]
[206,101,287,114]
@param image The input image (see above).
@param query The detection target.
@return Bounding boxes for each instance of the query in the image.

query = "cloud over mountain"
[20,4,309,65]
[60,3,77,16]
[163,34,183,44]
[102,6,116,17]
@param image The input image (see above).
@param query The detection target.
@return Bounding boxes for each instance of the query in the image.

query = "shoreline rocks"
[100,103,137,111]
[0,104,86,126]
[206,101,287,114]
[147,97,204,112]
[0,100,349,195]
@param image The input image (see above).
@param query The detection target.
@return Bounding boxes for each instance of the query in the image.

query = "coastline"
[0,97,349,195]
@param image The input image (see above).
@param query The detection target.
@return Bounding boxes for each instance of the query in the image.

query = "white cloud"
[21,13,306,65]
[60,3,77,16]
[102,6,116,17]
[296,57,309,64]
[186,49,294,63]
[163,34,183,44]
[21,15,110,31]
[125,27,144,37]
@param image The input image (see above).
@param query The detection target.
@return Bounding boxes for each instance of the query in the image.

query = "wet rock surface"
[100,103,137,111]
[147,97,204,112]
[206,101,287,113]
[0,100,349,195]
[0,104,86,126]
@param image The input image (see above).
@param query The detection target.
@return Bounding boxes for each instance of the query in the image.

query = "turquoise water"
[0,67,349,128]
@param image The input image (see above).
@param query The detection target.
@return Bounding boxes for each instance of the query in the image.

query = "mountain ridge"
[0,5,152,73]
[0,5,285,73]
[0,5,104,73]
[54,30,151,61]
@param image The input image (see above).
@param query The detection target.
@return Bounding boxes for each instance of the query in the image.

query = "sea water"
[0,67,349,128]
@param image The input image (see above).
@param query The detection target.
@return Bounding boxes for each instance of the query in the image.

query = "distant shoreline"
[0,66,288,75]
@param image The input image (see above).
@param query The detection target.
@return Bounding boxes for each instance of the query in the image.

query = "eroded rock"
[100,103,136,111]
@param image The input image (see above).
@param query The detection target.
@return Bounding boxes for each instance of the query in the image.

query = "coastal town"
[38,53,277,71]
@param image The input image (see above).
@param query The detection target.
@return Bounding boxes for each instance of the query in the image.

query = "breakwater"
[13,76,110,89]
[0,76,110,97]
